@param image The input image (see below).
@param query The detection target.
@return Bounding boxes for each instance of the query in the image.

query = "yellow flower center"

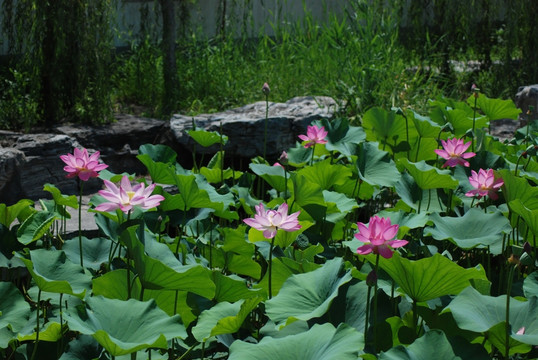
[126,191,136,201]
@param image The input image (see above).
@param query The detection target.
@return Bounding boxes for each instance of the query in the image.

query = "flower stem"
[310,144,316,166]
[78,180,84,267]
[505,264,516,359]
[268,238,275,299]
[373,254,380,351]
[472,95,477,152]
[263,95,269,160]
[30,289,41,360]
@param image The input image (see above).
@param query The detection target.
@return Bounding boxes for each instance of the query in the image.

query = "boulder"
[165,96,338,161]
[515,85,538,122]
[0,148,26,205]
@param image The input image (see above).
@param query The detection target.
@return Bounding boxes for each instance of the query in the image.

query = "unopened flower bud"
[262,82,270,96]
[366,269,377,287]
[279,151,288,166]
[524,241,532,255]
[522,151,528,158]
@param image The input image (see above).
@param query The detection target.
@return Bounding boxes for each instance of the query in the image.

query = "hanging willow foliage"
[1,0,116,128]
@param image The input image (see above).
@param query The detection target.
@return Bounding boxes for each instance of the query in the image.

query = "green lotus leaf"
[375,253,488,302]
[408,110,442,138]
[394,172,446,213]
[286,145,312,167]
[265,258,352,326]
[59,334,102,360]
[139,144,177,164]
[229,323,362,359]
[356,142,400,187]
[63,237,115,271]
[469,93,521,121]
[297,159,352,190]
[499,169,538,209]
[0,282,31,344]
[212,272,262,302]
[408,137,439,162]
[509,199,538,236]
[376,210,430,238]
[192,297,262,342]
[187,129,228,147]
[400,159,458,190]
[445,109,488,137]
[378,329,478,360]
[424,208,511,254]
[92,269,141,301]
[249,163,286,192]
[0,199,34,228]
[17,321,63,342]
[64,296,186,356]
[291,173,325,207]
[321,117,366,156]
[16,210,58,245]
[445,286,538,352]
[121,227,215,298]
[136,154,178,184]
[43,183,78,209]
[362,107,408,151]
[15,249,91,298]
[523,271,538,299]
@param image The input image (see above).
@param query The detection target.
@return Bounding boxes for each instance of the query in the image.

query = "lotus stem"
[472,94,477,152]
[373,253,380,351]
[78,180,84,267]
[310,144,316,166]
[30,289,41,360]
[505,264,516,359]
[263,94,269,160]
[268,237,275,299]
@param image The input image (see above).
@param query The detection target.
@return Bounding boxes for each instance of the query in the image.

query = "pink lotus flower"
[465,169,504,200]
[95,176,164,213]
[298,125,328,148]
[434,138,476,168]
[355,216,408,259]
[243,202,301,239]
[60,148,108,181]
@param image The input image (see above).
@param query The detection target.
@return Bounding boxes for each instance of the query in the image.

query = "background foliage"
[0,0,537,130]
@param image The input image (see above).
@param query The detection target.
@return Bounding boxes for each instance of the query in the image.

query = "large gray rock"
[166,96,338,160]
[515,85,538,122]
[55,114,168,174]
[12,134,96,200]
[0,148,26,205]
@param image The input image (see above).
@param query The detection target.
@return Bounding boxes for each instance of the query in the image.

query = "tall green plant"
[1,0,115,128]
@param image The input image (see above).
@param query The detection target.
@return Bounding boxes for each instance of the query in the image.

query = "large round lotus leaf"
[228,323,362,360]
[322,118,366,157]
[0,282,31,348]
[445,286,538,352]
[378,329,483,360]
[63,296,187,356]
[297,159,353,190]
[374,253,488,302]
[400,159,458,190]
[356,142,400,187]
[192,297,262,342]
[265,258,352,326]
[63,237,114,271]
[523,272,538,299]
[15,249,91,298]
[424,208,511,254]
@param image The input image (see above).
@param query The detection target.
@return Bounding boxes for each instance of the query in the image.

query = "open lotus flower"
[95,175,164,213]
[434,138,476,168]
[465,169,504,200]
[243,202,301,239]
[60,148,108,181]
[355,216,408,259]
[298,125,328,148]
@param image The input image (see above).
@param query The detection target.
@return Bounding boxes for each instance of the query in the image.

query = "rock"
[12,134,101,200]
[0,148,26,205]
[515,85,538,122]
[166,96,338,161]
[55,114,168,174]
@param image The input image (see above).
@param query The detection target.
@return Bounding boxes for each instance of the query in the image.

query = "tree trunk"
[160,0,179,116]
